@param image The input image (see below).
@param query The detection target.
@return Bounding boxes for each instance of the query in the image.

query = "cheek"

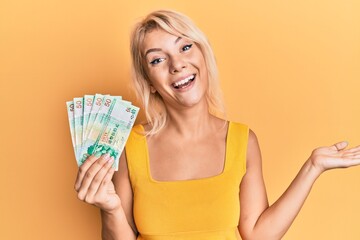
[147,68,168,87]
[189,49,207,71]
[195,57,208,79]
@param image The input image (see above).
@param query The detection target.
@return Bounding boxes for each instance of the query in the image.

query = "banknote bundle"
[66,94,139,170]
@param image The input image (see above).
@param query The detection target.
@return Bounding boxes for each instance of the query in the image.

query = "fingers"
[342,151,360,159]
[74,154,99,191]
[83,158,115,203]
[332,141,348,151]
[339,158,360,168]
[343,145,360,154]
[75,153,113,201]
[96,166,116,197]
[334,142,360,162]
[336,145,360,168]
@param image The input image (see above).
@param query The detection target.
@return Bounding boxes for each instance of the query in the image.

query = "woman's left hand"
[309,141,360,175]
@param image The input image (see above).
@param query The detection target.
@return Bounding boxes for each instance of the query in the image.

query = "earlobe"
[150,85,157,94]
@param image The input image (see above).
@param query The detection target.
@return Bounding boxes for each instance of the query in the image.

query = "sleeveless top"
[125,122,249,240]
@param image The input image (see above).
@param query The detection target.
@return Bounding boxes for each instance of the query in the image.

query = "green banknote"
[82,95,94,144]
[67,94,139,169]
[73,97,84,160]
[66,101,76,153]
[79,97,139,170]
[84,94,107,141]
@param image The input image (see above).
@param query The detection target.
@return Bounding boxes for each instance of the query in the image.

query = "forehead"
[142,29,182,53]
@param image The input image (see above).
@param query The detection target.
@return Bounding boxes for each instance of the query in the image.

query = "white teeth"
[173,75,195,87]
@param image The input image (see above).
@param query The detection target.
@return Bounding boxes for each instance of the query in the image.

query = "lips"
[172,74,196,89]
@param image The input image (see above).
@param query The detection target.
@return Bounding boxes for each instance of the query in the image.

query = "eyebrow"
[144,36,182,57]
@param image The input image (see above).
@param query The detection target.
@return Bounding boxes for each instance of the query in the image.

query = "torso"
[124,120,249,239]
[146,118,229,182]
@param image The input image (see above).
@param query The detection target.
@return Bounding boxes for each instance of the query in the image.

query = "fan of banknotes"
[66,94,139,171]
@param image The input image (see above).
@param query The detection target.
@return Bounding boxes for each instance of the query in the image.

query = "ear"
[150,85,157,94]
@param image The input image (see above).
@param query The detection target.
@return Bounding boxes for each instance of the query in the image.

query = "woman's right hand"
[74,153,121,213]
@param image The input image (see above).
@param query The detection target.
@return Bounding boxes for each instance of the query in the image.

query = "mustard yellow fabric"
[125,122,249,240]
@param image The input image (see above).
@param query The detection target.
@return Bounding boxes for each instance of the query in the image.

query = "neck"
[163,101,219,139]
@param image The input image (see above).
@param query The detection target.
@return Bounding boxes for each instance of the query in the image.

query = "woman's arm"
[238,130,360,240]
[103,151,138,239]
[74,153,137,240]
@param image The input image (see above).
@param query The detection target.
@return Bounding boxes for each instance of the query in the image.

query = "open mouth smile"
[172,74,196,89]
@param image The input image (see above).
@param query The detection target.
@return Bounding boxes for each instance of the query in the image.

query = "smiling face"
[142,28,209,110]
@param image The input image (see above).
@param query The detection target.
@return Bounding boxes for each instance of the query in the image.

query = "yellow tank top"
[125,122,249,240]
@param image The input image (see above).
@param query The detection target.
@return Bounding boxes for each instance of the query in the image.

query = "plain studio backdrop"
[0,1,359,239]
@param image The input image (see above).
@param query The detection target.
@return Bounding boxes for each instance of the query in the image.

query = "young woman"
[74,10,360,240]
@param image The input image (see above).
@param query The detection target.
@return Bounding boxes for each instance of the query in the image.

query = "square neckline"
[139,121,232,184]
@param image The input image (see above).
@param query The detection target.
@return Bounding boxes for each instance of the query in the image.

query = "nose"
[169,56,186,74]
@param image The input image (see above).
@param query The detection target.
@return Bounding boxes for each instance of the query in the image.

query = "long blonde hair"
[130,10,225,135]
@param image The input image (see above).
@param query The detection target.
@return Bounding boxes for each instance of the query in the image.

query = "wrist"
[101,205,123,216]
[304,158,323,180]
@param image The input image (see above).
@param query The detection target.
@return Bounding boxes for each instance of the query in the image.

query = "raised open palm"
[309,141,360,174]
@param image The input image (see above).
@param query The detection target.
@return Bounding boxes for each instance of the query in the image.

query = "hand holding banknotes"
[74,153,121,213]
[66,94,139,170]
[67,94,139,212]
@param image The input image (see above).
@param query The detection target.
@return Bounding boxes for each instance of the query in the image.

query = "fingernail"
[103,153,110,159]
[107,157,114,167]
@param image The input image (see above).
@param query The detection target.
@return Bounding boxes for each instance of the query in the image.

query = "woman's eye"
[182,44,193,52]
[150,58,165,65]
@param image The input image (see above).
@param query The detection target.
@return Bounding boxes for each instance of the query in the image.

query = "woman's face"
[142,28,208,110]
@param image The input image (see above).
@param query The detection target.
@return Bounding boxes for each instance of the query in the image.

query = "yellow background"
[1,0,359,239]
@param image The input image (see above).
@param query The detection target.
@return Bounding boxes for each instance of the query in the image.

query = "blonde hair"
[130,9,225,135]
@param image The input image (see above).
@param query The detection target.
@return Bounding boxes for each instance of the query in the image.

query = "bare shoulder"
[248,128,259,145]
[247,128,263,168]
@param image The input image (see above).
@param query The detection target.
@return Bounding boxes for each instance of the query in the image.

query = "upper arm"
[112,151,138,235]
[238,129,269,238]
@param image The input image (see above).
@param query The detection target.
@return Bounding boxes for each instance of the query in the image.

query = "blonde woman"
[74,10,360,240]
